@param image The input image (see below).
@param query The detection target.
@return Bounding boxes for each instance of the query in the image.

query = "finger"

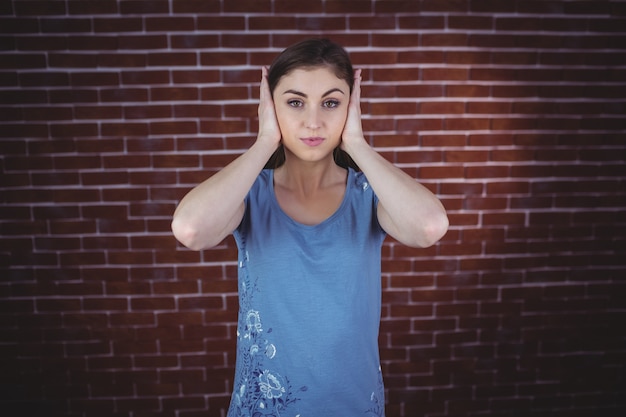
[350,69,362,115]
[352,69,362,102]
[258,68,271,119]
[259,67,272,106]
[262,66,270,87]
[259,68,265,99]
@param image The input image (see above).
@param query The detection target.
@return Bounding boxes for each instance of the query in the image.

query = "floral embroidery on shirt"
[229,269,306,417]
[259,370,286,399]
[365,366,385,416]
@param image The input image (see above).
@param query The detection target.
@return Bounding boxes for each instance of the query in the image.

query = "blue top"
[229,168,387,417]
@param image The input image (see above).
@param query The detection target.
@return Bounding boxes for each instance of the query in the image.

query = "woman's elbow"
[415,211,449,248]
[425,212,449,247]
[171,216,206,251]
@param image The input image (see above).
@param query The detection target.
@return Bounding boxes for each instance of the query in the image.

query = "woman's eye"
[288,99,303,108]
[323,99,340,109]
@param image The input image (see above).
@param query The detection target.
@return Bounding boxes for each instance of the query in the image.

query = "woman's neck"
[275,154,345,195]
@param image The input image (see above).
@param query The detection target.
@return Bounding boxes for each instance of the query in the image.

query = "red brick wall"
[1,1,625,416]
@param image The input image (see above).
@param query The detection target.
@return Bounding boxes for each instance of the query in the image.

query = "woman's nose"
[305,107,321,129]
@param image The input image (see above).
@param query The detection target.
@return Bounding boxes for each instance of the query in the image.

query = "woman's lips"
[301,137,325,147]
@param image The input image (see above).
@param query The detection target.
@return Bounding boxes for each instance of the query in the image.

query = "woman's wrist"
[341,136,370,160]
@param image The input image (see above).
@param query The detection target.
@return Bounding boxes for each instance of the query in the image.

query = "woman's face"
[273,66,350,164]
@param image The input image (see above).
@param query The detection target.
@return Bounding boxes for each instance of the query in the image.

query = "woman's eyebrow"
[282,88,346,97]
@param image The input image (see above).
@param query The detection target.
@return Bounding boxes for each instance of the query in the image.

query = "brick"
[116,398,161,413]
[128,203,172,219]
[121,70,169,85]
[109,312,154,326]
[47,52,99,68]
[296,16,346,31]
[66,0,116,14]
[350,15,396,30]
[467,101,511,114]
[198,51,248,67]
[124,105,169,119]
[83,297,128,311]
[487,181,531,194]
[131,297,176,311]
[370,101,418,115]
[371,34,417,48]
[0,48,46,69]
[465,165,511,179]
[420,101,464,114]
[324,0,371,13]
[220,34,270,50]
[114,34,166,51]
[422,33,468,47]
[108,250,154,265]
[275,0,324,13]
[222,0,270,12]
[445,150,489,163]
[129,266,176,281]
[371,134,416,148]
[450,14,494,30]
[93,17,142,32]
[100,87,149,103]
[447,83,491,97]
[12,1,66,15]
[126,137,174,153]
[150,121,198,135]
[435,330,478,345]
[100,155,146,170]
[98,188,148,202]
[420,134,464,148]
[396,118,443,132]
[178,296,224,311]
[17,70,66,87]
[441,181,483,195]
[148,52,197,67]
[157,312,203,327]
[39,17,91,33]
[390,304,433,318]
[172,0,220,13]
[145,17,194,32]
[36,298,82,312]
[127,235,173,252]
[401,15,447,30]
[119,0,168,14]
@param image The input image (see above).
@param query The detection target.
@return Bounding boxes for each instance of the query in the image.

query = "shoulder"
[345,169,382,227]
[257,169,272,184]
[243,170,274,215]
[349,169,375,197]
[248,169,272,195]
[237,169,273,236]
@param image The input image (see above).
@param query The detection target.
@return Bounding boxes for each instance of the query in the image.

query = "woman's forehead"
[276,67,349,93]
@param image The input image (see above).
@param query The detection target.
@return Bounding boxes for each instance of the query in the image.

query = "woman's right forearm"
[172,139,278,250]
[173,67,280,250]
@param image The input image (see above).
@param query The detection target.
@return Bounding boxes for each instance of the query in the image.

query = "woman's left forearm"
[344,140,448,248]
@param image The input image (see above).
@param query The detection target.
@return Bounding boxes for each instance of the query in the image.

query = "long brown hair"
[263,38,360,171]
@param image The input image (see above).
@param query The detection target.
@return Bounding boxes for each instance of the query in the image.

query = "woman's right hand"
[257,66,282,147]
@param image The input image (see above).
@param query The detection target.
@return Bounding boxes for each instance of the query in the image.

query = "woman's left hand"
[340,69,367,152]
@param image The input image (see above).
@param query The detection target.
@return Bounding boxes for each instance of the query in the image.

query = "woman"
[172,38,448,417]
